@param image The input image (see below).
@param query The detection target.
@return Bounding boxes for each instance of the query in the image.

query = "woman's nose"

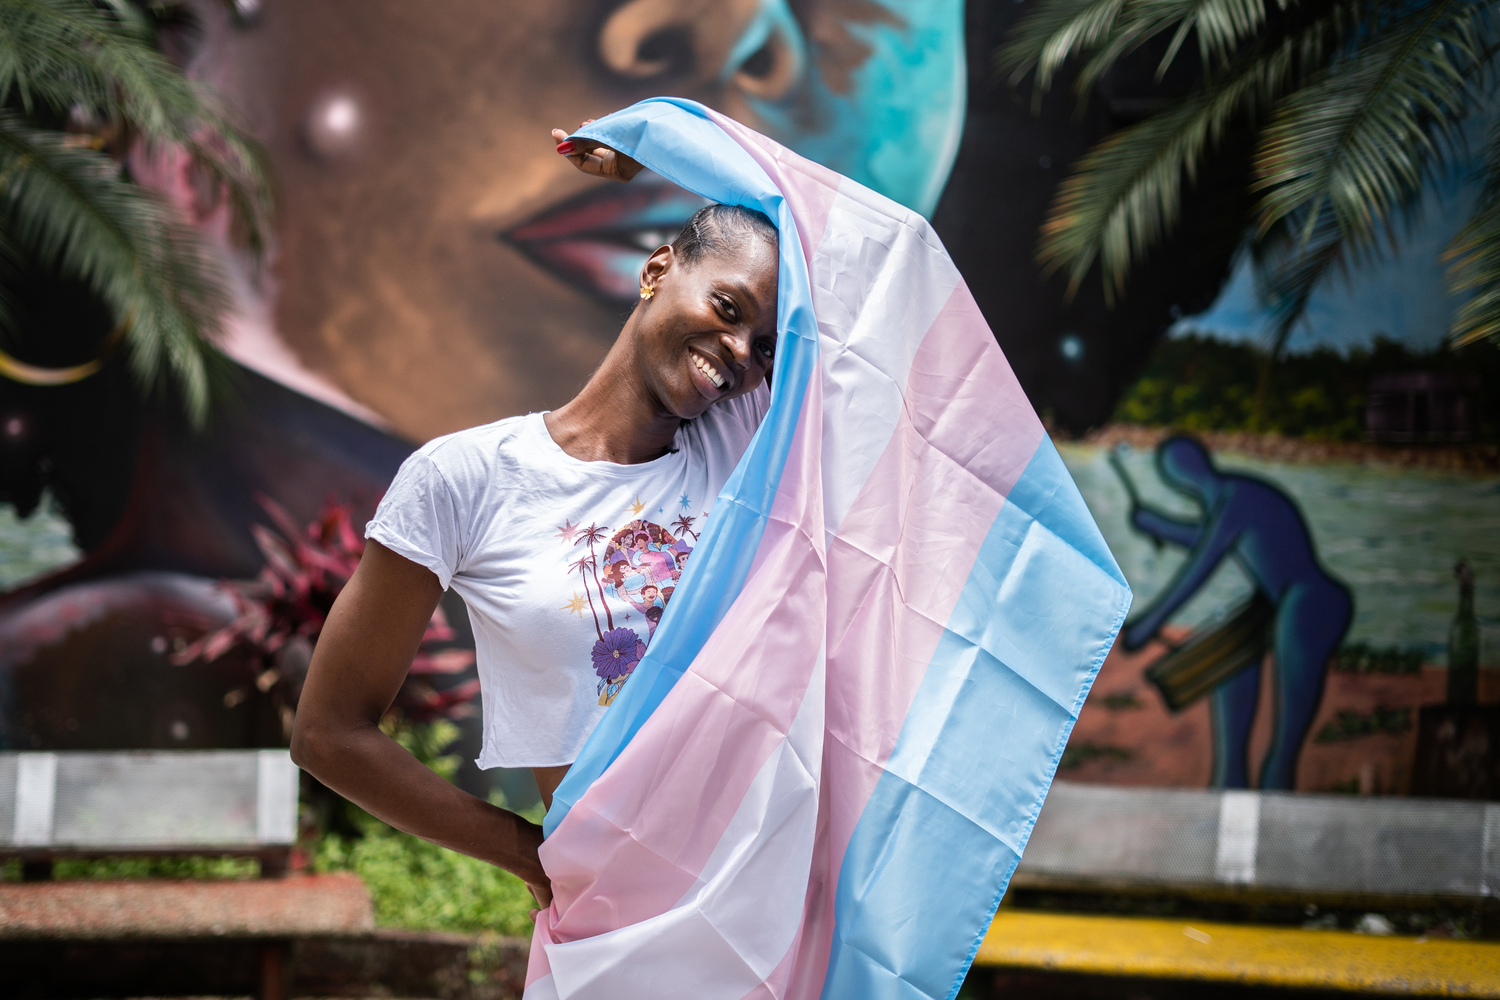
[598,0,805,102]
[721,329,754,369]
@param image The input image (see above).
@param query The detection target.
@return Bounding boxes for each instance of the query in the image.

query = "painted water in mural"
[1066,444,1500,659]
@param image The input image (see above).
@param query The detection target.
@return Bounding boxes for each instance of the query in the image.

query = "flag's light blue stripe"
[820,440,1131,1000]
[545,99,819,837]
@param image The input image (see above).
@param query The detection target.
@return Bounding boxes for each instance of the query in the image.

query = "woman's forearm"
[292,541,548,891]
[293,716,546,884]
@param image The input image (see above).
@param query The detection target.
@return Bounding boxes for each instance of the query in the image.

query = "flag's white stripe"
[811,188,963,540]
[524,973,560,1000]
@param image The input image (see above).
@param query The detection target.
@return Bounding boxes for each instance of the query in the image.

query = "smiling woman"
[289,140,781,906]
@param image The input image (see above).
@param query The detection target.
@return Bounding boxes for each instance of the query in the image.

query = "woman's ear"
[640,244,674,292]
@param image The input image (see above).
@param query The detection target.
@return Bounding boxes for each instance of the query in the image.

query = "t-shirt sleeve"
[365,451,463,590]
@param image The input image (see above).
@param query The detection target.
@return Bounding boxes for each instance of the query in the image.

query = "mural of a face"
[192,0,964,443]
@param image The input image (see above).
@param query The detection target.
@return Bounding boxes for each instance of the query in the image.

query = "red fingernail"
[556,140,576,155]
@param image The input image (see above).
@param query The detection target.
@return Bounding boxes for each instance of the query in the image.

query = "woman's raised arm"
[291,540,550,904]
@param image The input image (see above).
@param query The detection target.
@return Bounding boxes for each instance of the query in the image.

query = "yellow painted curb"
[976,911,1500,996]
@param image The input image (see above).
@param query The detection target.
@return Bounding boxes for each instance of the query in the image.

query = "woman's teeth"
[693,353,725,388]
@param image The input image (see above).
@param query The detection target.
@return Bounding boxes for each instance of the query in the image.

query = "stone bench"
[970,781,1500,996]
[0,749,374,1000]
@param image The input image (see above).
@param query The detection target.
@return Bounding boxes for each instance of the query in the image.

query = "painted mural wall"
[0,0,1494,806]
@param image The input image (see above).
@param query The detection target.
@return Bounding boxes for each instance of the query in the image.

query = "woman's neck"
[543,334,682,464]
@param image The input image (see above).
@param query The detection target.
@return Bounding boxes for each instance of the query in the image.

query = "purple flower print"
[592,627,646,683]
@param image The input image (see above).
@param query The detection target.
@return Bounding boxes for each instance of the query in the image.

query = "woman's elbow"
[289,714,334,777]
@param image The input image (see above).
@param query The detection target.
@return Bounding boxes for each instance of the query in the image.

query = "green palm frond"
[1007,0,1500,349]
[0,113,229,422]
[1445,121,1500,346]
[1036,2,1356,299]
[1254,0,1494,250]
[1252,0,1497,353]
[999,0,1128,98]
[0,0,271,423]
[1042,73,1255,299]
[1001,0,1310,106]
[1251,206,1350,350]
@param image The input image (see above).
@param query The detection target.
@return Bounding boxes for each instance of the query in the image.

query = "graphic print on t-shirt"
[557,497,705,706]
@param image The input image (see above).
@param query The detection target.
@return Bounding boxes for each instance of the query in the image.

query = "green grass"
[0,855,259,881]
[312,806,537,938]
[308,718,541,937]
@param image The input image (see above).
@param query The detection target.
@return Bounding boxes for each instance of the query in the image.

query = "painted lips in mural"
[505,174,710,303]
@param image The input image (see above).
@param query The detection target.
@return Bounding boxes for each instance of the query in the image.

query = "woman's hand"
[552,120,644,182]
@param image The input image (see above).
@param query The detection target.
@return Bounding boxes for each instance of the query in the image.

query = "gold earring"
[639,285,655,300]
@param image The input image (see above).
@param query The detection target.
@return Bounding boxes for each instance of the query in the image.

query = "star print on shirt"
[561,592,587,619]
[627,495,647,517]
[555,519,579,545]
[679,493,691,508]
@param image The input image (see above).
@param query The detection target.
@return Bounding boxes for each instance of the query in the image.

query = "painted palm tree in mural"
[0,0,270,424]
[1001,0,1500,356]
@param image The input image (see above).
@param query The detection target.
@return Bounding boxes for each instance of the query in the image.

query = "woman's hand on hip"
[553,120,644,182]
[291,540,550,894]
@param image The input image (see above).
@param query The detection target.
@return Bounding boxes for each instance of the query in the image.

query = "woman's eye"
[715,296,738,322]
[757,341,775,359]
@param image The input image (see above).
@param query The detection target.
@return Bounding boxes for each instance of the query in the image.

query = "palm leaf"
[998,0,1129,99]
[0,0,271,251]
[1445,120,1500,346]
[1001,0,1310,106]
[1254,0,1494,250]
[1038,7,1348,299]
[0,0,271,422]
[1250,0,1497,354]
[0,112,229,423]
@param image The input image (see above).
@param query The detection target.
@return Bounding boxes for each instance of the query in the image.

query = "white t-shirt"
[365,389,768,769]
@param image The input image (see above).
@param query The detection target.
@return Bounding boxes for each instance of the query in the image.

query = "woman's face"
[195,0,964,441]
[633,238,778,421]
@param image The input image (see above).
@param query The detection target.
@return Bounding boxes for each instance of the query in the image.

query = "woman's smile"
[689,347,728,396]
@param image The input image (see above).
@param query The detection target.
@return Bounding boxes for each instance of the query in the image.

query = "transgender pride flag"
[526,100,1131,1000]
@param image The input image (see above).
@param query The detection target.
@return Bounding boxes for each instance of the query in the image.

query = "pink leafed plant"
[174,494,478,724]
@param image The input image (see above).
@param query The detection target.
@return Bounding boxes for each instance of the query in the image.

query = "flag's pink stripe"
[706,110,840,270]
[525,917,552,987]
[781,282,1046,998]
[533,371,827,956]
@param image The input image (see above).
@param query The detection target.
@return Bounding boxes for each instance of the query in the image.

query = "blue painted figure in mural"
[1120,436,1353,789]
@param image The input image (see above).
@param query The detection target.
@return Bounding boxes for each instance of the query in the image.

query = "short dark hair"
[670,204,778,266]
